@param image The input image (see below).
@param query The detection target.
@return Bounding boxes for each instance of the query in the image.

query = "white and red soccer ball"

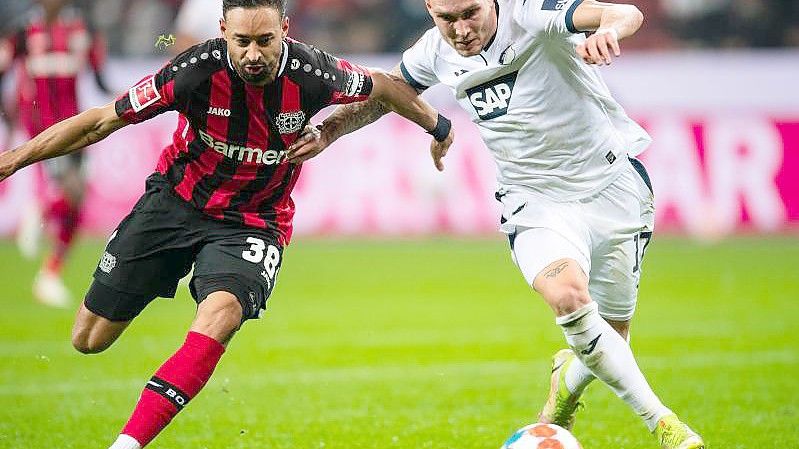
[501,423,583,449]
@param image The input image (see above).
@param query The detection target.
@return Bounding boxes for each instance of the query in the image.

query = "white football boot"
[33,269,72,308]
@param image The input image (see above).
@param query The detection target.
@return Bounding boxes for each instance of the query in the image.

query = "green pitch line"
[0,237,797,448]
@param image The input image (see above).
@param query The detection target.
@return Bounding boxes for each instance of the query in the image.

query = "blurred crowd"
[1,0,797,55]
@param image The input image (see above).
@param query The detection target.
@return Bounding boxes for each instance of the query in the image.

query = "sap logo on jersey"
[198,129,287,165]
[466,71,518,120]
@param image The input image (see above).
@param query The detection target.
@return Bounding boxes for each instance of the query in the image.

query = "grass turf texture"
[0,237,797,449]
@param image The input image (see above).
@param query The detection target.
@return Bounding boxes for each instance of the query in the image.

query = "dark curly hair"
[222,0,287,18]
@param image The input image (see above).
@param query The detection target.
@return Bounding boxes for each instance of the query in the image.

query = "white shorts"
[499,158,655,322]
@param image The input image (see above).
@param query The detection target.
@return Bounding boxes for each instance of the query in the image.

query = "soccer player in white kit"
[286,1,704,448]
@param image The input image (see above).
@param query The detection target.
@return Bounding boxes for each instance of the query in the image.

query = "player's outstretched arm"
[286,98,390,164]
[287,64,454,171]
[363,69,455,171]
[368,68,449,135]
[287,64,402,164]
[0,102,126,182]
[571,0,644,66]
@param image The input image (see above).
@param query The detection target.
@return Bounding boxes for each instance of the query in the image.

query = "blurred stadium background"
[0,1,797,448]
[0,0,798,238]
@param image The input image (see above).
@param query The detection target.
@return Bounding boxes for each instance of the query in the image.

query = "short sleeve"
[286,40,374,112]
[114,63,180,124]
[400,30,440,90]
[324,55,374,106]
[517,0,585,36]
[113,38,219,124]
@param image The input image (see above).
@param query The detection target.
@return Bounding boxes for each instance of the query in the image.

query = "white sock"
[557,302,672,431]
[109,434,142,449]
[564,328,631,394]
[564,356,596,395]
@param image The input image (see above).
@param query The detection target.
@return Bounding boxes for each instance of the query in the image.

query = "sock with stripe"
[557,302,671,431]
[110,331,225,448]
[564,330,632,395]
[564,354,596,396]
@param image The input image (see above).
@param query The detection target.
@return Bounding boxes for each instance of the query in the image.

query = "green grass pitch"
[0,236,797,448]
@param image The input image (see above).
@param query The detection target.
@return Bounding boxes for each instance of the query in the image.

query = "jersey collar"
[226,49,235,72]
[276,40,289,78]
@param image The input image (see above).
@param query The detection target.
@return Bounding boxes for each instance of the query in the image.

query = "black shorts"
[87,174,283,322]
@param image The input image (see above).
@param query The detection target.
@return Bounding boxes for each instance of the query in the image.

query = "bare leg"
[533,258,672,432]
[71,302,131,354]
[109,292,241,449]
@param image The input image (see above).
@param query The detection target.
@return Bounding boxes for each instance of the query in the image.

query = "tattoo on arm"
[544,261,569,279]
[322,99,389,141]
[321,63,422,142]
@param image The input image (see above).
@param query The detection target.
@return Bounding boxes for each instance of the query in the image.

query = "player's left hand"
[431,128,454,172]
[576,28,621,66]
[286,124,328,164]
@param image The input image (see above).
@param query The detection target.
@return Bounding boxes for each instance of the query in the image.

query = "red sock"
[121,332,225,447]
[44,195,80,273]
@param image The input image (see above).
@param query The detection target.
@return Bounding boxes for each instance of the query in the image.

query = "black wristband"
[428,113,451,142]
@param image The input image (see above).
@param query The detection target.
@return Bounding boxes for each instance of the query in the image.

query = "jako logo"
[207,106,231,117]
[466,71,518,120]
[198,129,286,165]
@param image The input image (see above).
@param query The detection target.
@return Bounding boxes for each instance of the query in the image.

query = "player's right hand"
[576,28,621,66]
[431,128,454,172]
[286,124,329,164]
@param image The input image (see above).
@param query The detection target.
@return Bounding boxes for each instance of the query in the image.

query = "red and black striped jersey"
[0,6,105,136]
[115,38,373,245]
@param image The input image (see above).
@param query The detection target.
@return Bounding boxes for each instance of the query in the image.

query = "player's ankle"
[44,256,64,275]
[563,356,595,395]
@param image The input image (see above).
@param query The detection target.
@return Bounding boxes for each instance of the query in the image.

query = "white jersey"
[401,0,651,201]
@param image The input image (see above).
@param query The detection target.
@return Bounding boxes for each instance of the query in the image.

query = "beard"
[236,60,276,85]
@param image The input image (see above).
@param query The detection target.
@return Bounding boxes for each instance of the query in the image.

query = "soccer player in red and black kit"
[0,0,110,307]
[0,0,454,447]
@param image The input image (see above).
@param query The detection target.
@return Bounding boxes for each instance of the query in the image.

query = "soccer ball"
[500,423,583,449]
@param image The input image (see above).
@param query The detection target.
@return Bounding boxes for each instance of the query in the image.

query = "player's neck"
[482,0,499,51]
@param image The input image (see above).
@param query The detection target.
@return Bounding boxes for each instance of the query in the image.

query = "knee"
[71,301,128,354]
[206,302,242,335]
[71,330,111,354]
[193,293,243,342]
[546,282,592,316]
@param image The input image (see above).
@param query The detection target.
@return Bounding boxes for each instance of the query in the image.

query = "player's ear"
[219,18,227,38]
[282,16,290,36]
